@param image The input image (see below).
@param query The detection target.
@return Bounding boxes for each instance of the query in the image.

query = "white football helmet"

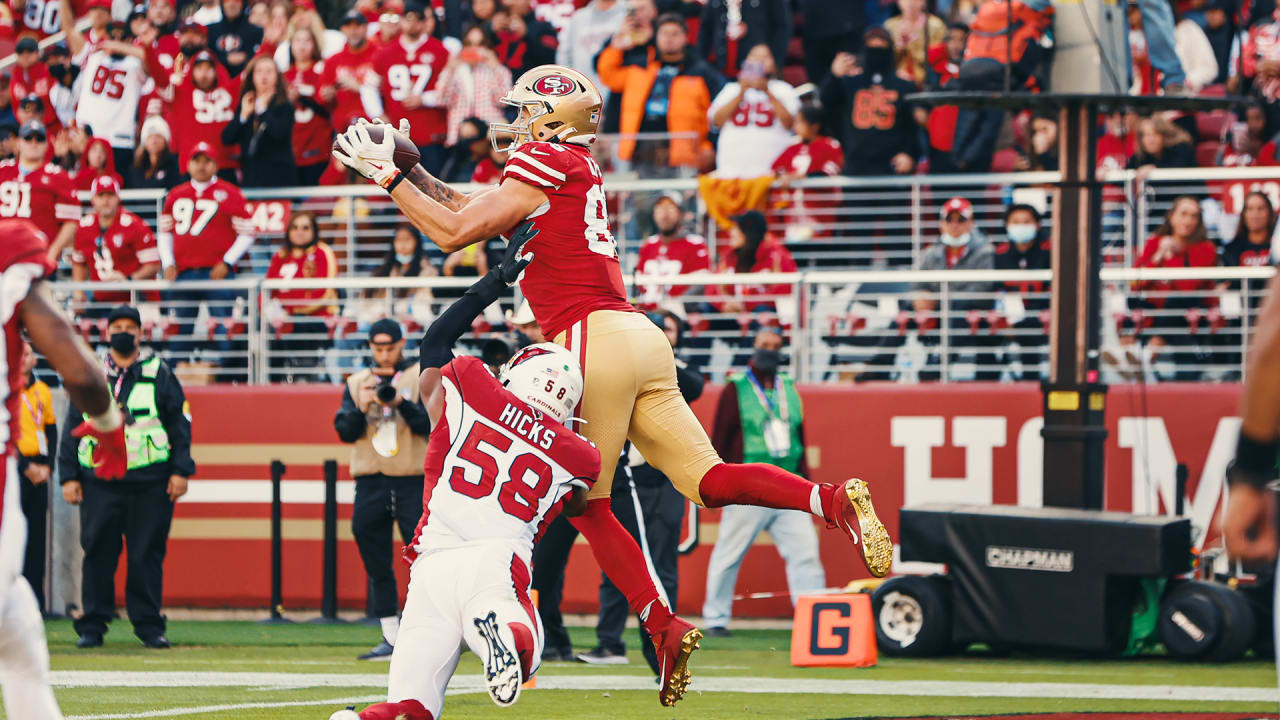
[489,64,603,152]
[498,342,583,424]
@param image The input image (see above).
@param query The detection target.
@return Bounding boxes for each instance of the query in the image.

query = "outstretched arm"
[20,281,112,418]
[418,223,538,425]
[333,122,545,252]
[1225,273,1280,564]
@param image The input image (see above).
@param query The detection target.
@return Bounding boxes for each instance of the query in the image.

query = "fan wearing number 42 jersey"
[332,63,894,708]
[330,223,601,720]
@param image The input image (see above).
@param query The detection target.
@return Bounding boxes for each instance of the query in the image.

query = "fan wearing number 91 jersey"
[404,353,600,566]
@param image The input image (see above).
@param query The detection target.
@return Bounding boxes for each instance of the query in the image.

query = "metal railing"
[50,265,1275,385]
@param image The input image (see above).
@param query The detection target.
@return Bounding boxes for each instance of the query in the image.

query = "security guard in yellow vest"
[333,318,430,660]
[57,305,194,650]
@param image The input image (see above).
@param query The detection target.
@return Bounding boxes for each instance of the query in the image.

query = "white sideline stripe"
[182,479,356,504]
[65,694,386,719]
[49,671,1280,703]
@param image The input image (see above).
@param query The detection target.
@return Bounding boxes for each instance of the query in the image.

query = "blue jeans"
[702,505,826,628]
[1136,0,1186,87]
[169,267,240,365]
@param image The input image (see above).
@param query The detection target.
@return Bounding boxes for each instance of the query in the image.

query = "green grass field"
[18,620,1278,719]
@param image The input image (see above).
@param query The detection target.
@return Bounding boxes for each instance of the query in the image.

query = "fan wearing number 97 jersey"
[156,158,254,274]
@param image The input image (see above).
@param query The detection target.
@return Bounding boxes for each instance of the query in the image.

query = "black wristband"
[1230,431,1279,487]
[384,172,405,194]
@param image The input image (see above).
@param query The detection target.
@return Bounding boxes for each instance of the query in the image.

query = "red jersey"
[158,177,254,271]
[404,355,600,565]
[265,241,338,316]
[12,0,84,41]
[70,209,158,302]
[0,222,53,477]
[500,141,636,339]
[1135,234,1219,307]
[169,76,242,169]
[473,156,502,184]
[0,160,79,242]
[635,233,710,307]
[709,236,798,312]
[284,61,333,169]
[771,138,844,240]
[10,61,56,128]
[771,137,844,178]
[373,34,449,146]
[321,41,379,137]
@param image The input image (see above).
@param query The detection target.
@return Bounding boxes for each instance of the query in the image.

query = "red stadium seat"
[991,148,1020,173]
[1195,110,1229,141]
[1195,140,1221,167]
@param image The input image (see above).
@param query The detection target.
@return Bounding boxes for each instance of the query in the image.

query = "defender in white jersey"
[332,224,601,720]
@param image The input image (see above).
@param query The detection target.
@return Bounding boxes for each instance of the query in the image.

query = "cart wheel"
[1159,580,1255,661]
[871,574,952,657]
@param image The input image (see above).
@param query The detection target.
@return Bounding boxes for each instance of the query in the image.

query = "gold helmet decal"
[490,65,603,153]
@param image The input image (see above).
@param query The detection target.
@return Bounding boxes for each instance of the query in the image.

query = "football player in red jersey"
[0,219,127,719]
[70,176,161,307]
[333,64,893,707]
[0,120,79,266]
[635,192,709,309]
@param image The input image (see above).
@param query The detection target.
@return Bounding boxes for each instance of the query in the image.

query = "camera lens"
[376,383,398,403]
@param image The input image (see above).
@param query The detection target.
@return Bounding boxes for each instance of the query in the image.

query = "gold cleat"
[655,623,702,707]
[827,478,894,578]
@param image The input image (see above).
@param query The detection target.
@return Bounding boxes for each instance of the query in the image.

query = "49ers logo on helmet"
[531,74,576,96]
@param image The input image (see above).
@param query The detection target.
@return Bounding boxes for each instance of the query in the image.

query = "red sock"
[698,463,831,518]
[359,700,433,720]
[568,499,671,630]
[508,622,535,679]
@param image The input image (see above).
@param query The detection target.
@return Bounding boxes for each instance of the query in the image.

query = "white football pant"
[386,540,543,717]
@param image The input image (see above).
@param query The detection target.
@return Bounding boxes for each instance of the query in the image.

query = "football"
[332,122,421,173]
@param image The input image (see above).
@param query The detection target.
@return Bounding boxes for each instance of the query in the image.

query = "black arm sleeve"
[221,111,248,147]
[418,270,506,369]
[333,385,368,442]
[159,367,196,477]
[675,362,705,403]
[396,397,432,437]
[57,401,84,484]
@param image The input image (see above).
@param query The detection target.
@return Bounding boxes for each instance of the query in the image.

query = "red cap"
[178,20,207,35]
[91,174,121,196]
[294,0,317,10]
[941,197,973,220]
[86,0,111,10]
[185,141,216,166]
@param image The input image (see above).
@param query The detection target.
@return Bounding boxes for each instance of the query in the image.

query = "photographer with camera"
[334,319,431,660]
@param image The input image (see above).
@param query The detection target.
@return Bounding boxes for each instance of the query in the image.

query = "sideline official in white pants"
[702,329,826,633]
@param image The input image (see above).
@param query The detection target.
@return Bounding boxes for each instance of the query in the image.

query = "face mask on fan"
[940,231,970,247]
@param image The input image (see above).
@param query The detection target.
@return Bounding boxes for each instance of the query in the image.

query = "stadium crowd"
[2,0,1278,385]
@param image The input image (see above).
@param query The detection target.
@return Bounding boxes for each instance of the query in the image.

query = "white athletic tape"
[49,671,1279,704]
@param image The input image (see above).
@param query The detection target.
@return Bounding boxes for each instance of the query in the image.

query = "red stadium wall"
[152,383,1240,618]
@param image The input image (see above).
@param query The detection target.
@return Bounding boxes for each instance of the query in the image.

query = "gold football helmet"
[489,65,603,152]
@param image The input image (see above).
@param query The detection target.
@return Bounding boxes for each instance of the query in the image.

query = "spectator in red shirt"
[284,24,333,185]
[1131,195,1219,380]
[265,210,336,381]
[372,1,449,173]
[70,175,160,307]
[323,10,380,139]
[709,210,797,314]
[771,105,843,241]
[169,49,240,178]
[9,37,55,129]
[73,136,122,192]
[491,2,558,81]
[636,192,710,310]
[471,141,507,183]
